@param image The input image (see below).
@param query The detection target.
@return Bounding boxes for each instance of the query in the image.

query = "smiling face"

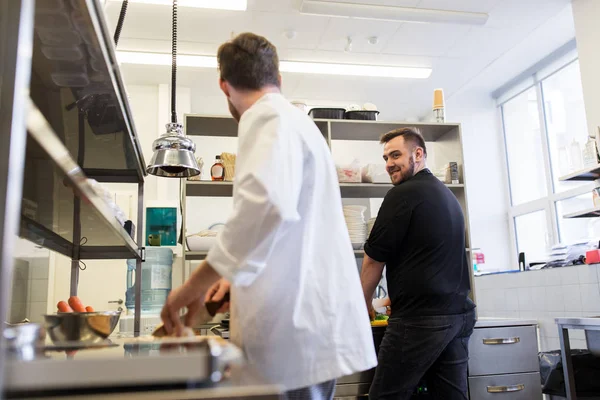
[383,135,423,185]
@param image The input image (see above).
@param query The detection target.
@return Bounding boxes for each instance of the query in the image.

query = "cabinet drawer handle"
[487,384,525,393]
[483,337,520,345]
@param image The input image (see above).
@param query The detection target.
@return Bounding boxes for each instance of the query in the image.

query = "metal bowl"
[43,311,121,345]
[3,323,46,360]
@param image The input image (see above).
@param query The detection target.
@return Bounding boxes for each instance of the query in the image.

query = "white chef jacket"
[206,93,377,391]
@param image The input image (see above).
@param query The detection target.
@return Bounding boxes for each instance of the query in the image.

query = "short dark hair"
[217,32,280,90]
[380,127,427,156]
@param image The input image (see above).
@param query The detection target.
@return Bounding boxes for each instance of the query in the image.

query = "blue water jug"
[125,247,173,314]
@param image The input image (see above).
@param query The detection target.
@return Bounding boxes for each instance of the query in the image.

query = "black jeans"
[369,310,477,400]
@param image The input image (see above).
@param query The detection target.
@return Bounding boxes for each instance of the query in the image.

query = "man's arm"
[360,188,413,319]
[360,253,385,319]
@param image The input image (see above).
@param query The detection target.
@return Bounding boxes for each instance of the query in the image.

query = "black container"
[345,110,380,120]
[308,107,346,119]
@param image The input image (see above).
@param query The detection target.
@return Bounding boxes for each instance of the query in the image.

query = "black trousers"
[369,310,477,400]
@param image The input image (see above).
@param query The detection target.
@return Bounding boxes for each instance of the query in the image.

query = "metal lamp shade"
[146,123,200,178]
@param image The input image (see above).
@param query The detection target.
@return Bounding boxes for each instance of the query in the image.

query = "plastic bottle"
[125,247,173,314]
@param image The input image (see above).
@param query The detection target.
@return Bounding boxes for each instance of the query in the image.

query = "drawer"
[334,382,370,398]
[469,326,538,376]
[469,372,542,400]
[337,369,375,384]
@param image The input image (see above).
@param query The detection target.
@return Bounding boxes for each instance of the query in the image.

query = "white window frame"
[497,45,594,266]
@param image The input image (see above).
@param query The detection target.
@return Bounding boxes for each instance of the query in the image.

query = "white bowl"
[186,236,217,252]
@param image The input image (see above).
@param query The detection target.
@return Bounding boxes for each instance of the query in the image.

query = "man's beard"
[228,98,241,122]
[392,156,415,186]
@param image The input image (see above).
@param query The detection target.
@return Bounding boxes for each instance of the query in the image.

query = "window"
[503,88,547,205]
[501,59,594,264]
[556,194,600,245]
[515,211,549,262]
[542,61,589,193]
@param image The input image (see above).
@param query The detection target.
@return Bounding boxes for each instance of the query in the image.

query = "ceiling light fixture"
[116,51,432,79]
[300,0,488,26]
[108,0,247,11]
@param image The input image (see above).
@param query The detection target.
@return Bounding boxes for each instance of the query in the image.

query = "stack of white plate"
[367,217,376,237]
[343,206,367,249]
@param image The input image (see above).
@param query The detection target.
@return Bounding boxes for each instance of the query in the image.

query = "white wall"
[446,91,513,273]
[475,265,600,351]
[572,0,600,138]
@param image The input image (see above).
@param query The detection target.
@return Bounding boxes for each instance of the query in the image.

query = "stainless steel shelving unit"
[559,165,600,218]
[1,3,147,393]
[181,114,474,293]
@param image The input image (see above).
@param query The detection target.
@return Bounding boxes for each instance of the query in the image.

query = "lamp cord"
[171,0,178,123]
[113,0,128,46]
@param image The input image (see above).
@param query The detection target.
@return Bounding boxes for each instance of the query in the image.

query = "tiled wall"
[474,264,600,351]
[9,257,50,324]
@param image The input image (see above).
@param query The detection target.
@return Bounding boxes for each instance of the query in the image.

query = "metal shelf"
[186,250,366,260]
[23,100,140,260]
[339,182,464,198]
[186,251,209,260]
[29,0,146,184]
[186,181,464,198]
[559,164,600,182]
[323,119,460,142]
[184,115,459,143]
[563,206,600,218]
[186,181,234,197]
[184,114,329,140]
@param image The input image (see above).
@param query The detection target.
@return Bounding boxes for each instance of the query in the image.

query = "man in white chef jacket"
[160,32,377,398]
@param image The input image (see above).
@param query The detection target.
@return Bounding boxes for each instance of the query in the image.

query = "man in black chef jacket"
[360,127,476,400]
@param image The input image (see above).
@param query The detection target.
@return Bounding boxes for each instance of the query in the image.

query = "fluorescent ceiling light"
[118,51,218,68]
[281,60,430,79]
[108,0,247,11]
[301,0,488,25]
[116,51,432,79]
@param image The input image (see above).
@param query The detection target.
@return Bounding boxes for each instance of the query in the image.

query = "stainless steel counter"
[475,318,538,328]
[5,337,282,399]
[555,317,600,400]
[7,366,282,400]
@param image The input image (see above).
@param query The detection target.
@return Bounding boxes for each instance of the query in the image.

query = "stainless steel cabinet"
[469,326,539,375]
[469,321,541,400]
[469,372,542,400]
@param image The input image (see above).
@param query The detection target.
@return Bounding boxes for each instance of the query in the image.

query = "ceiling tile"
[485,0,571,29]
[316,18,401,53]
[249,11,330,50]
[416,0,500,13]
[382,23,470,57]
[446,25,529,62]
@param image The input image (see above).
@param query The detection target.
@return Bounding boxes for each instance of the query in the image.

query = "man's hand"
[368,304,376,321]
[160,280,204,336]
[160,260,221,336]
[205,278,231,314]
